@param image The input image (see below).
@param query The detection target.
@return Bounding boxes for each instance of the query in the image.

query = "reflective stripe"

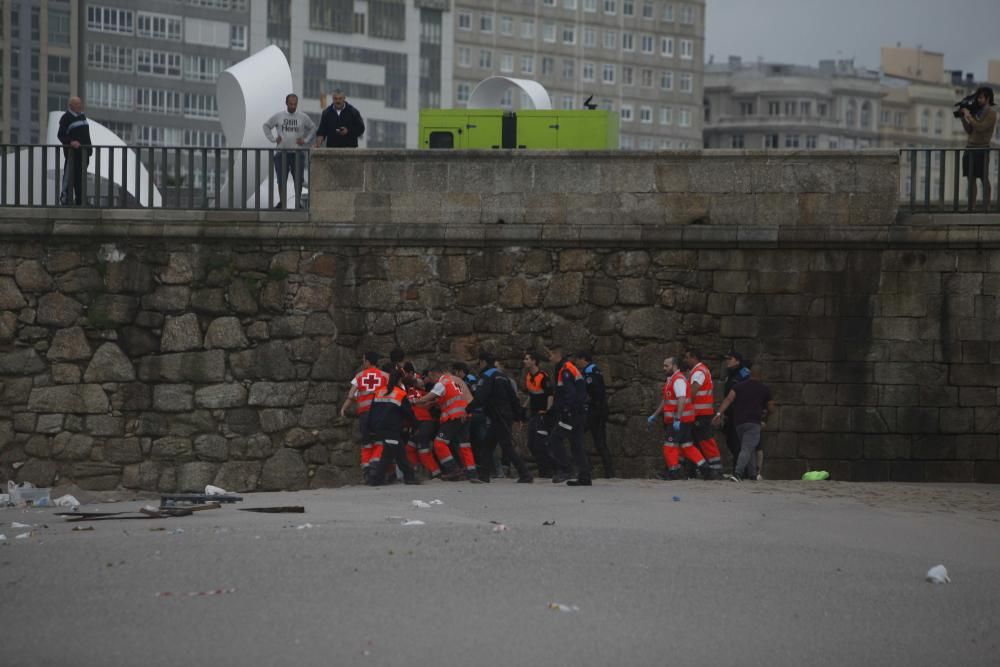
[662,371,695,421]
[436,375,468,423]
[384,439,399,445]
[556,361,583,386]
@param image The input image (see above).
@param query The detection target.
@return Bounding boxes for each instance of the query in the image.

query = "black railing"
[0,144,311,210]
[899,147,1000,214]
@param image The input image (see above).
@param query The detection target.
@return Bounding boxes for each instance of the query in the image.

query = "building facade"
[451,0,706,150]
[0,0,79,143]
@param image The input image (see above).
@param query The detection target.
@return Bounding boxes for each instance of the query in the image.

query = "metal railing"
[0,144,311,210]
[899,147,1000,213]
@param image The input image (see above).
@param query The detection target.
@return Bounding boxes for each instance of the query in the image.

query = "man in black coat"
[468,352,533,484]
[315,90,365,148]
[56,96,93,205]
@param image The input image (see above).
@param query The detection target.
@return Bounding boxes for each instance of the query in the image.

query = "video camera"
[953,93,979,119]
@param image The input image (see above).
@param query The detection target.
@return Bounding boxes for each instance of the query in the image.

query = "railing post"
[908,150,916,211]
[107,146,115,209]
[95,146,102,208]
[147,147,154,208]
[14,146,21,206]
[952,148,960,213]
[120,146,128,207]
[227,148,235,210]
[254,148,261,211]
[1,145,7,205]
[268,148,274,209]
[40,145,48,207]
[80,146,88,206]
[923,149,931,212]
[214,148,221,209]
[937,149,945,207]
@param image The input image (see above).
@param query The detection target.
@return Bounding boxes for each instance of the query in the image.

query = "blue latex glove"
[647,414,656,425]
[672,419,681,432]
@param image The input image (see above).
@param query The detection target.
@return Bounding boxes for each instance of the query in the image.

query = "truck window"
[429,132,455,149]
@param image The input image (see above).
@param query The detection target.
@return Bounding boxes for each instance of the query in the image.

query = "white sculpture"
[468,76,553,110]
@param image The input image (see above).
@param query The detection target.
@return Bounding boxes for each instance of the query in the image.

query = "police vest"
[353,368,388,415]
[525,370,549,413]
[662,371,695,423]
[689,362,714,417]
[556,360,583,386]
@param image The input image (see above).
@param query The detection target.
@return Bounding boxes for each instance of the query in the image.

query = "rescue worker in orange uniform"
[523,351,556,478]
[546,345,591,486]
[684,348,722,479]
[402,362,459,479]
[339,351,389,484]
[366,368,419,486]
[412,365,482,483]
[649,355,712,480]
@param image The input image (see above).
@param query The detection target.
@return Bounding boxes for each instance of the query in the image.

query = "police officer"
[574,351,616,478]
[469,352,533,483]
[523,351,556,477]
[454,361,489,475]
[546,345,591,486]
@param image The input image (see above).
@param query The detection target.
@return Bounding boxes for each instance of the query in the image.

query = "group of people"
[339,345,774,487]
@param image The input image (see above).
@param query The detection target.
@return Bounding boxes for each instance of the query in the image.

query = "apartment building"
[0,0,79,143]
[451,0,706,150]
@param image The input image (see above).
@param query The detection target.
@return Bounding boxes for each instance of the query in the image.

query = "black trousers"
[527,413,556,476]
[584,410,615,477]
[478,415,530,480]
[61,150,88,205]
[370,436,415,485]
[547,411,590,481]
[273,151,306,208]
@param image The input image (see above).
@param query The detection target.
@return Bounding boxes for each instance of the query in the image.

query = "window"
[640,68,653,87]
[458,47,470,67]
[87,43,134,73]
[680,4,695,24]
[137,12,183,41]
[543,0,555,5]
[500,54,514,73]
[457,13,471,30]
[622,32,634,51]
[480,14,493,33]
[765,134,779,148]
[87,6,134,34]
[894,111,904,127]
[860,101,871,129]
[639,106,652,123]
[784,101,796,116]
[602,63,615,84]
[660,70,673,90]
[603,31,616,49]
[47,56,71,85]
[185,55,229,81]
[828,139,839,149]
[184,18,230,46]
[934,111,943,135]
[541,57,553,75]
[621,105,633,122]
[562,59,574,79]
[623,1,634,15]
[500,16,513,35]
[135,125,182,146]
[679,108,691,126]
[500,89,513,109]
[230,24,247,49]
[661,37,674,57]
[521,18,534,38]
[620,134,633,149]
[660,107,672,125]
[731,135,744,148]
[784,134,800,148]
[880,110,891,125]
[479,49,492,69]
[85,80,135,110]
[564,0,578,8]
[663,3,674,21]
[582,62,595,81]
[679,72,692,93]
[184,129,225,148]
[643,2,654,18]
[48,8,71,45]
[768,101,780,116]
[806,135,817,149]
[847,101,857,127]
[136,87,182,114]
[557,95,572,109]
[584,0,597,11]
[680,39,693,60]
[521,55,535,74]
[641,35,654,54]
[183,94,217,119]
[582,28,595,47]
[818,102,828,117]
[543,22,556,42]
[622,66,633,85]
[456,83,470,103]
[604,1,616,15]
[563,26,576,44]
[920,109,929,133]
[739,102,754,116]
[137,50,182,78]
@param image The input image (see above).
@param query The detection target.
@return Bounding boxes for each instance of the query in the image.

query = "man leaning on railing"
[263,93,317,210]
[57,96,93,206]
[960,86,998,213]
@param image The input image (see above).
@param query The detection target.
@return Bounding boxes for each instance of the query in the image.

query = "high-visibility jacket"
[689,361,714,417]
[406,384,435,422]
[662,371,695,423]
[353,367,388,415]
[436,374,469,423]
[552,358,586,413]
[525,370,550,415]
[369,385,415,440]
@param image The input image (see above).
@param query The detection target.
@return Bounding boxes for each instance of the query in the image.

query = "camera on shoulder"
[953,93,979,119]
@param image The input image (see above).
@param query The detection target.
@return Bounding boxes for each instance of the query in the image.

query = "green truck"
[418,108,620,150]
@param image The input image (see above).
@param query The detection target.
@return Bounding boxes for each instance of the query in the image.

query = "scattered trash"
[542,520,556,526]
[411,500,431,509]
[161,493,243,505]
[926,565,950,584]
[548,603,580,612]
[71,526,94,532]
[294,523,314,530]
[15,532,31,539]
[429,499,444,505]
[204,485,229,496]
[492,523,509,532]
[7,482,50,507]
[150,527,166,532]
[11,522,32,529]
[240,506,305,514]
[802,470,830,481]
[401,520,425,526]
[156,588,237,598]
[53,495,81,508]
[672,496,681,502]
[0,534,6,541]
[167,528,184,535]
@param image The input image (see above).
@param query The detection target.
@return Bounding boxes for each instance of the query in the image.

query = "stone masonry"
[0,150,997,489]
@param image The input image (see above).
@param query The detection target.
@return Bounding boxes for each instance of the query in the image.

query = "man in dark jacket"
[367,368,419,486]
[56,97,93,205]
[575,351,615,478]
[468,352,533,483]
[546,345,591,486]
[721,351,752,475]
[315,90,365,148]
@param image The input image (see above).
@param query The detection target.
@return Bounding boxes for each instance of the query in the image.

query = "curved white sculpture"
[468,76,553,110]
[2,113,162,207]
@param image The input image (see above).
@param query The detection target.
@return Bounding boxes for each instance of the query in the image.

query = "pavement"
[1,479,999,667]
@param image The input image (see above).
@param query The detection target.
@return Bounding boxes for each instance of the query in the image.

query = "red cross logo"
[360,371,383,392]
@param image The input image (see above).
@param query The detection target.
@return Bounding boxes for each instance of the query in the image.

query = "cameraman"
[960,86,998,213]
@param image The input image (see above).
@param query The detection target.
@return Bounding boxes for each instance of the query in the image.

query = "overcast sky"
[705,0,1000,81]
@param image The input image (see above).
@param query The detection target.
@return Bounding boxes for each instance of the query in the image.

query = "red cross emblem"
[359,370,383,392]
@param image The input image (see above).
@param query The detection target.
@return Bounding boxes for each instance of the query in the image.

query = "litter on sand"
[11,522,32,529]
[240,506,305,514]
[53,495,80,508]
[15,532,31,539]
[926,565,950,584]
[429,500,444,505]
[294,523,315,530]
[204,485,229,496]
[72,526,95,532]
[411,500,431,509]
[0,534,6,541]
[492,523,509,532]
[401,520,425,526]
[802,470,830,481]
[542,520,556,526]
[548,603,580,612]
[672,496,681,502]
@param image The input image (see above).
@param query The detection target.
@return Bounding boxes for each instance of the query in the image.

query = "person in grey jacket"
[263,94,316,209]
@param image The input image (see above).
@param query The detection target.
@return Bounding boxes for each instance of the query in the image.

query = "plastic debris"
[15,532,31,539]
[492,523,509,532]
[548,603,580,612]
[411,500,432,509]
[240,506,304,514]
[802,470,830,481]
[167,528,184,535]
[401,520,425,526]
[926,565,950,584]
[429,499,444,505]
[11,522,32,529]
[72,526,95,532]
[542,520,556,526]
[53,495,81,508]
[156,588,237,598]
[294,523,314,530]
[205,485,228,496]
[672,496,681,502]
[0,534,6,541]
